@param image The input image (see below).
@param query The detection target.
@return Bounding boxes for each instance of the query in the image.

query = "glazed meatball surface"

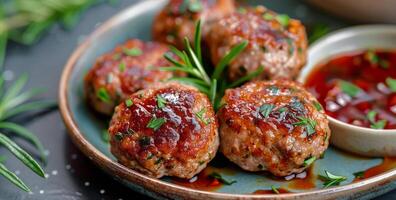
[152,0,235,49]
[207,6,307,81]
[218,80,330,176]
[84,39,177,115]
[109,83,219,178]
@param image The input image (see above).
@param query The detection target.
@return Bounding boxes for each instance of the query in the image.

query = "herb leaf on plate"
[319,170,347,188]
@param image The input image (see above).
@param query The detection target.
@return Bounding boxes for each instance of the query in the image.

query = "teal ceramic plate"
[59,0,396,199]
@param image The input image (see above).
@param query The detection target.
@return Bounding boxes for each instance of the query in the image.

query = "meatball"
[217,80,330,176]
[207,6,307,81]
[109,83,219,178]
[84,39,178,115]
[152,0,235,49]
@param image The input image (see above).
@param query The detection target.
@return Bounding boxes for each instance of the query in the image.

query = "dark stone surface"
[0,0,393,199]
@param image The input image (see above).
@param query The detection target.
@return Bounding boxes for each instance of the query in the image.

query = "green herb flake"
[115,132,123,141]
[147,117,166,131]
[313,101,323,111]
[188,0,202,13]
[386,77,396,92]
[126,128,135,135]
[278,107,288,113]
[237,7,247,14]
[147,153,154,160]
[308,24,330,44]
[263,13,274,20]
[156,95,167,109]
[271,185,280,194]
[195,108,210,125]
[155,158,162,164]
[119,62,126,72]
[276,14,290,27]
[209,172,237,185]
[303,156,316,167]
[293,116,317,136]
[371,120,387,129]
[379,59,390,69]
[125,99,133,107]
[367,110,387,129]
[353,171,365,179]
[123,47,142,56]
[366,50,379,65]
[259,103,275,118]
[97,87,111,103]
[339,80,362,97]
[319,170,347,188]
[139,136,151,146]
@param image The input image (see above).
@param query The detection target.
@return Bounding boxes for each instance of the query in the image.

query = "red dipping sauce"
[304,50,396,129]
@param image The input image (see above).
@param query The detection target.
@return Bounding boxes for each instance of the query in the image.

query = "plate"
[59,0,396,199]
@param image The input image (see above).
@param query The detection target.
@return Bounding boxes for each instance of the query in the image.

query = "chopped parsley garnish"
[366,50,379,65]
[195,108,210,125]
[259,103,275,118]
[123,47,142,56]
[303,156,316,167]
[268,86,279,94]
[278,107,288,113]
[275,14,290,27]
[237,7,247,14]
[379,59,390,69]
[188,0,202,12]
[319,170,347,188]
[263,13,274,20]
[119,62,126,72]
[147,117,166,131]
[97,87,110,103]
[139,136,151,146]
[209,172,237,185]
[339,80,362,97]
[367,110,387,129]
[271,185,280,194]
[156,95,167,109]
[293,116,316,136]
[353,171,365,179]
[155,158,162,164]
[115,132,123,141]
[125,99,133,107]
[147,153,154,160]
[386,77,396,92]
[313,101,323,111]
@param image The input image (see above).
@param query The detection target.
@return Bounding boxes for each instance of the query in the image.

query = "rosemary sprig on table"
[0,73,55,192]
[160,20,263,108]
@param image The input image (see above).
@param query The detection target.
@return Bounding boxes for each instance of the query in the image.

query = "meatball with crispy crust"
[152,0,235,49]
[207,6,307,81]
[218,80,330,176]
[84,39,179,115]
[109,83,219,178]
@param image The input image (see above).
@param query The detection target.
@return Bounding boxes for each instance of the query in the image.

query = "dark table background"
[0,0,394,199]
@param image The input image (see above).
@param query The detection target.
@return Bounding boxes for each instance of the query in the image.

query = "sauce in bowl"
[304,49,396,129]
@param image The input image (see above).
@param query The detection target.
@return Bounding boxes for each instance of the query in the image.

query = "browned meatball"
[84,39,178,115]
[152,0,235,49]
[207,6,307,81]
[109,83,219,178]
[217,80,330,176]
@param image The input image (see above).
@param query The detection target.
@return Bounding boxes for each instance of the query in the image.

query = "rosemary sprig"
[0,73,55,191]
[160,20,262,108]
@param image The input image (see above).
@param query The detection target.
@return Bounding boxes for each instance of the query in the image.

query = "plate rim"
[58,0,396,199]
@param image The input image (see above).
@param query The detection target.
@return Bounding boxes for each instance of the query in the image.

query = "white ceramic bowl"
[306,0,396,23]
[298,25,396,157]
